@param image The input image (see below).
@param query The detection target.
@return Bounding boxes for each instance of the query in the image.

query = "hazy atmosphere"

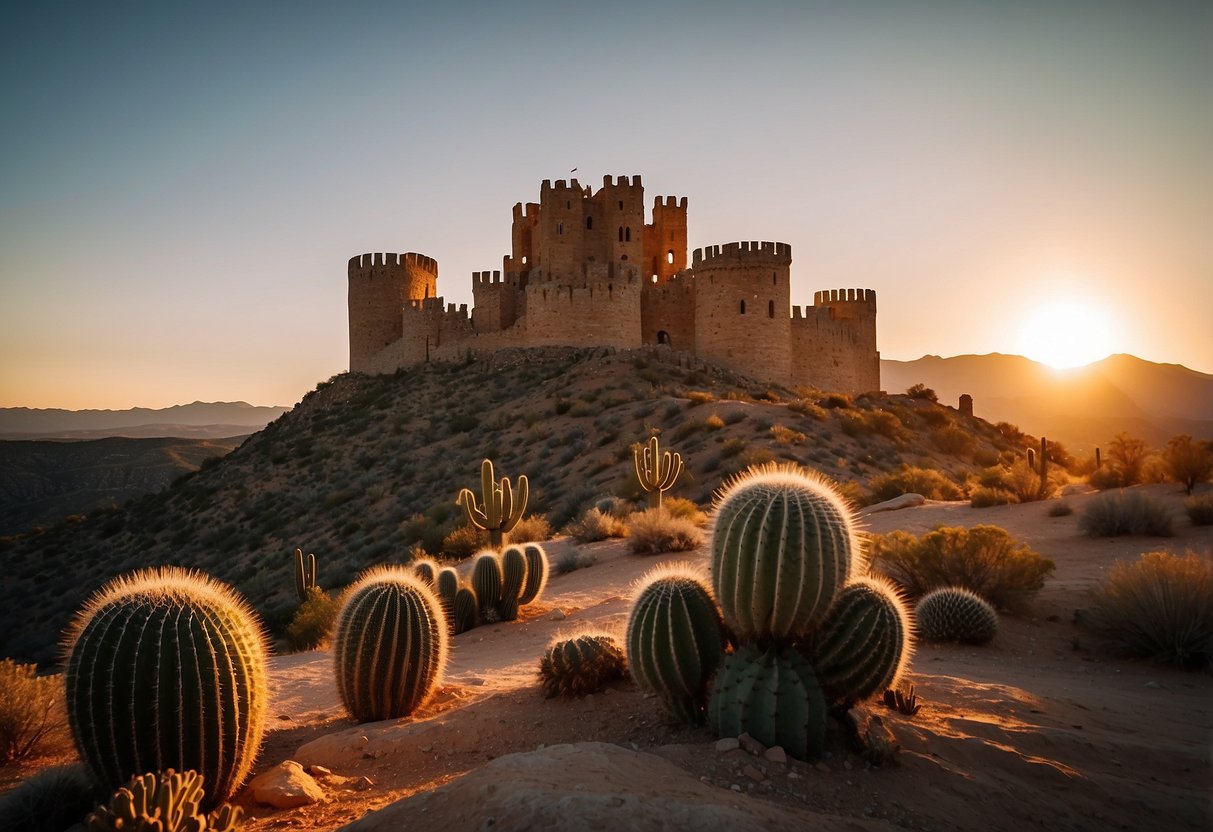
[2,1,1209,408]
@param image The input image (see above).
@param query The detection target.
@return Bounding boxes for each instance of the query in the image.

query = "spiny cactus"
[457,458,529,548]
[64,567,268,809]
[293,548,317,602]
[708,643,827,761]
[710,464,859,641]
[915,586,999,645]
[538,633,627,698]
[634,435,684,509]
[332,566,449,723]
[471,551,504,621]
[808,577,913,704]
[412,557,440,586]
[501,547,528,621]
[453,586,479,635]
[883,684,922,716]
[87,769,242,832]
[626,564,726,723]
[436,567,459,607]
[517,543,549,605]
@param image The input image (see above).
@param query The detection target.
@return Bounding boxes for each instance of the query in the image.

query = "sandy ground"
[6,485,1210,830]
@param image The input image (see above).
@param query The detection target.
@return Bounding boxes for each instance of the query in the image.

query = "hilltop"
[1,347,1033,665]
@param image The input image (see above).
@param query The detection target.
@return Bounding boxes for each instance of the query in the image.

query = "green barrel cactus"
[711,464,859,641]
[332,566,449,723]
[915,586,998,645]
[436,567,459,606]
[63,567,269,809]
[518,543,549,605]
[708,643,827,761]
[538,633,627,698]
[500,547,528,621]
[453,586,479,635]
[472,552,504,621]
[412,558,440,586]
[809,577,913,704]
[626,565,726,723]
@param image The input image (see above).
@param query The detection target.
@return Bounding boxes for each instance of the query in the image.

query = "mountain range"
[0,400,291,440]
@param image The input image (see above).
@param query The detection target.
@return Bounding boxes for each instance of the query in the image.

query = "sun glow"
[1013,298,1118,369]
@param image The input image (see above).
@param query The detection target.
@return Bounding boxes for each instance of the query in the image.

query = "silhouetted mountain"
[0,401,291,439]
[882,353,1213,450]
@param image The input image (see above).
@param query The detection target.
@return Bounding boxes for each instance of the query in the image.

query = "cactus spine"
[538,634,626,698]
[809,577,913,704]
[457,458,528,548]
[471,552,504,621]
[500,547,528,622]
[517,543,549,605]
[293,548,317,602]
[710,465,858,640]
[436,567,459,607]
[332,566,448,723]
[453,586,479,635]
[709,644,827,761]
[626,565,726,723]
[412,558,439,586]
[634,435,683,509]
[915,587,998,645]
[64,567,268,809]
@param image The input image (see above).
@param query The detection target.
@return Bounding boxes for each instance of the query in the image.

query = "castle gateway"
[348,175,879,394]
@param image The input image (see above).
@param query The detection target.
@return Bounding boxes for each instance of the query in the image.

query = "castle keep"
[348,175,879,394]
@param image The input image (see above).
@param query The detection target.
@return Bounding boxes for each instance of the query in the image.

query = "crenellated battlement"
[348,252,438,274]
[814,288,877,306]
[692,240,792,266]
[653,195,687,209]
[541,178,589,195]
[599,174,643,188]
[512,202,540,221]
[473,270,523,286]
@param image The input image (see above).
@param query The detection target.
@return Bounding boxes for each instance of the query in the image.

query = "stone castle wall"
[347,252,437,373]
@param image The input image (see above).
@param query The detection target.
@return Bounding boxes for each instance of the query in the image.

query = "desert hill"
[1,347,1037,665]
[0,400,291,440]
[881,353,1213,451]
[0,436,243,535]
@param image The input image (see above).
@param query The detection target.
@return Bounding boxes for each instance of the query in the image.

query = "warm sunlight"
[1014,298,1118,369]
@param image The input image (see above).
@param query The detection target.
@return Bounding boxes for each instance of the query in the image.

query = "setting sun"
[1014,298,1118,369]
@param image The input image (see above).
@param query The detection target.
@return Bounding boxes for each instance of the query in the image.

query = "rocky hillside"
[0,436,243,535]
[0,347,1036,666]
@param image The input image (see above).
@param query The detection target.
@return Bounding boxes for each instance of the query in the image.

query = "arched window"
[768,300,775,318]
[667,250,674,264]
[625,227,631,242]
[586,216,593,230]
[557,222,563,235]
[739,300,746,315]
[657,330,670,345]
[618,226,624,242]
[651,274,658,283]
[772,272,777,285]
[618,200,623,209]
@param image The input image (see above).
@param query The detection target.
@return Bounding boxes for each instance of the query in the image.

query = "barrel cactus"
[412,558,440,586]
[453,586,479,635]
[332,566,449,723]
[515,543,550,605]
[63,567,268,809]
[709,643,827,761]
[711,464,859,641]
[626,565,726,723]
[809,577,913,704]
[500,547,528,621]
[436,567,459,607]
[915,586,998,645]
[471,551,504,622]
[538,633,627,698]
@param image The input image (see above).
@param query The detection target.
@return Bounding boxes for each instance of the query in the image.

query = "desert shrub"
[662,496,708,526]
[1163,435,1212,494]
[593,495,634,519]
[906,383,937,402]
[554,548,597,575]
[1084,550,1213,670]
[442,524,487,559]
[720,437,747,458]
[1106,432,1149,486]
[627,509,704,555]
[1003,459,1044,502]
[1079,491,1175,537]
[932,424,974,457]
[787,399,827,421]
[819,393,852,409]
[567,508,627,543]
[770,424,806,446]
[868,465,963,503]
[0,764,101,831]
[1185,494,1213,526]
[869,524,1054,612]
[510,514,553,543]
[1088,463,1126,490]
[1048,501,1074,517]
[285,586,340,651]
[686,391,715,407]
[0,658,61,765]
[704,414,725,430]
[969,486,1017,508]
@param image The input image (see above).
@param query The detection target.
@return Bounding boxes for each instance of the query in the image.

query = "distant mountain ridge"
[0,401,291,439]
[881,353,1213,451]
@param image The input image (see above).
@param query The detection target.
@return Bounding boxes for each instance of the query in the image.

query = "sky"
[1,1,1209,409]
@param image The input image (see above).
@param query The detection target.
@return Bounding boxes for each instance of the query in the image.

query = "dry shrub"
[869,524,1054,612]
[931,424,974,456]
[442,524,487,559]
[567,507,627,543]
[661,496,708,526]
[1084,550,1213,670]
[969,486,1017,508]
[1048,501,1074,517]
[868,466,963,503]
[510,514,553,543]
[286,586,340,651]
[1185,494,1213,526]
[627,509,704,555]
[704,414,726,430]
[787,399,827,421]
[0,659,62,765]
[1003,459,1043,502]
[1079,491,1174,537]
[686,391,715,407]
[770,424,806,446]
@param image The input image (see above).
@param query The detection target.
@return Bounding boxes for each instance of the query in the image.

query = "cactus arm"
[658,452,683,490]
[458,487,490,528]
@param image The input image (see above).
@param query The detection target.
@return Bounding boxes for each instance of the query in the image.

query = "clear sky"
[2,1,1209,409]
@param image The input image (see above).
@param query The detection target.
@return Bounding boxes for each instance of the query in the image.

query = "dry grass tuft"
[626,509,704,555]
[0,659,62,766]
[567,508,628,543]
[1079,491,1175,537]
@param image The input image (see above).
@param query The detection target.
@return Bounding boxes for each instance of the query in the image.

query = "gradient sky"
[2,1,1210,409]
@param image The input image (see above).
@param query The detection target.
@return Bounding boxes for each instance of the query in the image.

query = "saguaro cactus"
[64,567,269,809]
[1038,436,1050,499]
[332,566,448,723]
[293,548,317,602]
[634,436,683,509]
[457,458,529,548]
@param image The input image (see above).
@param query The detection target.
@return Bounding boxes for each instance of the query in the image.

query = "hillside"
[0,347,1034,666]
[0,436,244,535]
[0,401,291,439]
[881,353,1213,451]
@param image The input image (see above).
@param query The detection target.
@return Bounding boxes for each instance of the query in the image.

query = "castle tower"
[534,178,590,279]
[692,242,793,383]
[807,288,879,392]
[347,252,438,372]
[643,195,688,284]
[505,202,539,274]
[592,175,645,266]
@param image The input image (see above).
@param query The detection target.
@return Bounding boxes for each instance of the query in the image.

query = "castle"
[348,175,879,394]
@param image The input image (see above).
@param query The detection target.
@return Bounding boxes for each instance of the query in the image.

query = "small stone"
[815,762,831,774]
[419,744,433,754]
[306,765,332,778]
[549,609,567,621]
[843,760,853,771]
[763,746,787,765]
[247,761,326,809]
[730,784,742,792]
[716,738,741,753]
[738,733,766,756]
[352,776,374,791]
[1144,681,1162,689]
[742,764,764,782]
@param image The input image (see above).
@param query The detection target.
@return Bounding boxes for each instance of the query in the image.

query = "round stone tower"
[347,252,438,372]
